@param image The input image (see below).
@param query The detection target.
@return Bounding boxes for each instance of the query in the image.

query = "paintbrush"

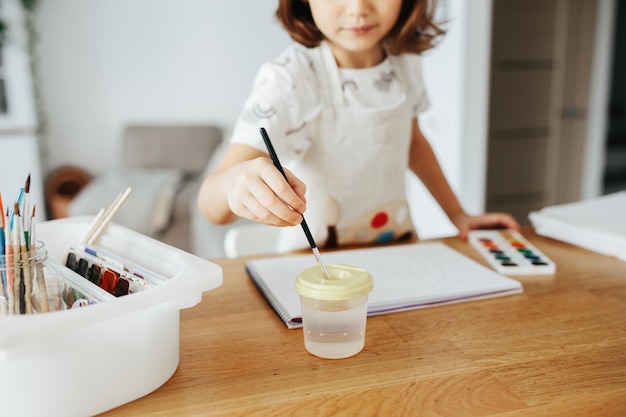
[15,204,34,314]
[8,188,23,232]
[83,187,132,245]
[0,193,5,260]
[29,204,49,312]
[0,191,4,257]
[259,128,333,280]
[12,203,22,314]
[22,174,31,249]
[4,207,14,315]
[0,194,6,315]
[18,209,33,315]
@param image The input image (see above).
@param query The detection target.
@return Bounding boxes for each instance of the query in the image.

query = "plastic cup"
[295,264,373,359]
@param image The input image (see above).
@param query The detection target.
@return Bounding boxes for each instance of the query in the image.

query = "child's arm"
[408,118,519,239]
[197,143,307,227]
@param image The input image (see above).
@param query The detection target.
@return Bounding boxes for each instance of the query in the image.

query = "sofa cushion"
[68,169,185,237]
[122,125,222,175]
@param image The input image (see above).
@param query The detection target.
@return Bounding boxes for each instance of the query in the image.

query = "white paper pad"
[246,242,523,329]
[529,191,626,261]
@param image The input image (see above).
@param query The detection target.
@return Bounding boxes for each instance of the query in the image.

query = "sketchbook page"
[529,191,626,260]
[246,242,523,329]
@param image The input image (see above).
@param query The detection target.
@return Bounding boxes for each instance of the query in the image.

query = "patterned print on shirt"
[241,102,277,124]
[374,70,396,92]
[342,79,358,92]
[252,103,277,119]
[285,122,307,136]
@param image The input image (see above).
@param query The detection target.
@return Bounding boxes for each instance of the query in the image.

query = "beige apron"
[277,42,416,252]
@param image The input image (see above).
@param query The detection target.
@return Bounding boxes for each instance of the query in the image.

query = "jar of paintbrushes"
[1,241,51,314]
[0,175,96,315]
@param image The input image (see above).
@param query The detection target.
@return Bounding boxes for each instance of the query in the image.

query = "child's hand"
[223,157,307,227]
[452,212,520,241]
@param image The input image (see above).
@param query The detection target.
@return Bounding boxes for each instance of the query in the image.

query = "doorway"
[485,0,598,223]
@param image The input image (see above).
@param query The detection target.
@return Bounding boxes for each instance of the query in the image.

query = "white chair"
[223,224,282,258]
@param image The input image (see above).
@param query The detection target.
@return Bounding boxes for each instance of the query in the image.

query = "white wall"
[36,0,290,174]
[0,0,46,217]
[34,0,489,239]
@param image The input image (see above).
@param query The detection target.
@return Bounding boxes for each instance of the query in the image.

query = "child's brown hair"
[275,0,446,55]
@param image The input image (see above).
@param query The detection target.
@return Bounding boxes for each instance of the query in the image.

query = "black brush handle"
[259,127,317,249]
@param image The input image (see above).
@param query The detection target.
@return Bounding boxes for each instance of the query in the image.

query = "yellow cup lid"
[295,264,373,301]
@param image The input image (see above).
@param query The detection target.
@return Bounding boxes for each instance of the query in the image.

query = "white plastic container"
[0,216,223,417]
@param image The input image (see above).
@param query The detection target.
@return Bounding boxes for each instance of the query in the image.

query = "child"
[198,0,519,252]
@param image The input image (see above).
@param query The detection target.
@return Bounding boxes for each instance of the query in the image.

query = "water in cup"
[295,264,373,359]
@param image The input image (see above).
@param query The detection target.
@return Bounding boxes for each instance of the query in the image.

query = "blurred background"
[0,0,622,258]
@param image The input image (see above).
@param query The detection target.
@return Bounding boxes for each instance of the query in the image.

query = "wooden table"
[102,229,626,416]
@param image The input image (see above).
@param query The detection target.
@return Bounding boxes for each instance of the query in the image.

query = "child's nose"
[345,0,371,18]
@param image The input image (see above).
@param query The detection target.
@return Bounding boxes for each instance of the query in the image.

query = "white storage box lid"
[0,216,223,417]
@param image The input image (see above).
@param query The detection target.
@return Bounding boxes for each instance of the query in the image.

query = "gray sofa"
[68,124,237,259]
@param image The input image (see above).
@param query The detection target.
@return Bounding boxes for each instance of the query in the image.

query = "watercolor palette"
[468,229,556,276]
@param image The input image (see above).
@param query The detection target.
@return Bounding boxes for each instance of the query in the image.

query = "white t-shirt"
[230,42,431,250]
[231,43,429,162]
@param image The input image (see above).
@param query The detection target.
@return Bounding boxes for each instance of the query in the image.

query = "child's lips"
[345,24,375,35]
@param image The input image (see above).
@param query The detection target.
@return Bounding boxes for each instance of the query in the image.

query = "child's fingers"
[255,161,306,214]
[251,179,304,225]
[282,168,307,204]
[485,212,520,230]
[229,177,301,226]
[229,190,300,227]
[224,157,308,226]
[243,197,302,226]
[470,213,520,231]
[227,160,305,226]
[457,212,521,240]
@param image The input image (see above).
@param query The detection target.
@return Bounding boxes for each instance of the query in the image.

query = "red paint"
[371,212,389,228]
